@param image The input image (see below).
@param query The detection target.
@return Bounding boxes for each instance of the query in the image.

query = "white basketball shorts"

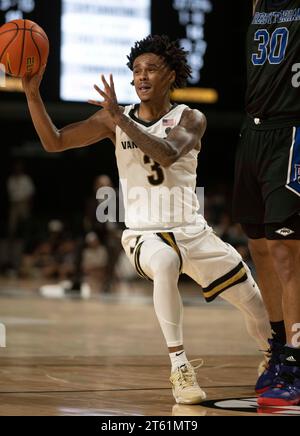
[121,217,248,302]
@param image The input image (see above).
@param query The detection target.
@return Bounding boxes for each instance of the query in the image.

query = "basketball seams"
[0,20,48,77]
[0,21,19,64]
[17,19,26,77]
[30,25,41,74]
[0,29,48,41]
[0,20,18,38]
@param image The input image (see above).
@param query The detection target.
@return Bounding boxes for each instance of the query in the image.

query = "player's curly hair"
[127,35,192,89]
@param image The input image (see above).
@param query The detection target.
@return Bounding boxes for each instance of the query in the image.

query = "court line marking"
[0,385,255,395]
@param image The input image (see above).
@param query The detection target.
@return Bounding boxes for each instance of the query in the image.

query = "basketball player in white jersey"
[22,35,271,404]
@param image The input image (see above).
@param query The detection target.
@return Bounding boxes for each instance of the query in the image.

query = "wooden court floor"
[0,279,299,416]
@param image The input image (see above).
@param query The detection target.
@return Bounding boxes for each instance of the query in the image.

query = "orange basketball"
[0,19,49,78]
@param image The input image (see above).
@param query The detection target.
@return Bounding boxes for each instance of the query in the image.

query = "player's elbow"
[161,155,178,168]
[42,137,61,153]
[160,144,179,168]
[41,141,56,153]
[46,130,68,152]
[41,142,55,153]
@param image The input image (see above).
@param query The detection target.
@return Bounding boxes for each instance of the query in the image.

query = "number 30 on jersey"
[252,27,289,65]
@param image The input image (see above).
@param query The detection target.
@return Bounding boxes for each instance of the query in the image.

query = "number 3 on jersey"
[143,155,165,186]
[252,27,289,65]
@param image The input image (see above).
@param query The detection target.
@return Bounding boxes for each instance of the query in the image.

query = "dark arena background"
[0,0,297,419]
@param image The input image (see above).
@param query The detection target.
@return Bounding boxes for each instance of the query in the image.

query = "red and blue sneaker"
[255,339,284,395]
[257,364,300,407]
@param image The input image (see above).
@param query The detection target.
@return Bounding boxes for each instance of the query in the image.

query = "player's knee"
[222,276,258,305]
[269,241,299,282]
[150,249,180,276]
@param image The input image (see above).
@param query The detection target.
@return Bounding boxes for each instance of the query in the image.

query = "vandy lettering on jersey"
[115,104,202,230]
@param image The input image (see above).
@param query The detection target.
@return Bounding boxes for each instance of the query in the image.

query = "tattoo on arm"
[115,113,176,166]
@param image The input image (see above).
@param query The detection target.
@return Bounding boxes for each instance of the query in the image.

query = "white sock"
[169,350,189,371]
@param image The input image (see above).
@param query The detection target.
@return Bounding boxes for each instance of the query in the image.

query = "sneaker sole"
[173,390,206,405]
[174,397,206,405]
[255,386,270,395]
[257,397,300,407]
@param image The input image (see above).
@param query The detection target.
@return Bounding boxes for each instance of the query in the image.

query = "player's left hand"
[22,64,47,99]
[88,74,121,119]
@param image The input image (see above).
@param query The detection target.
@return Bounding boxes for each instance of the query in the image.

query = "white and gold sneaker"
[170,359,206,404]
[258,354,269,376]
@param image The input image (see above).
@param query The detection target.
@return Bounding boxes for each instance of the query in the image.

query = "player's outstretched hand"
[22,64,46,99]
[88,74,121,120]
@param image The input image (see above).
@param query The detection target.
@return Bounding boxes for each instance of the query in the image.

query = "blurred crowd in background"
[0,160,253,293]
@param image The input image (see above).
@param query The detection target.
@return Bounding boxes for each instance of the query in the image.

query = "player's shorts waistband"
[245,114,300,130]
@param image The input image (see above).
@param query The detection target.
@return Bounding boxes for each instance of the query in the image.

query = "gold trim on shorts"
[202,261,247,302]
[134,240,152,281]
[156,232,183,274]
[133,232,183,281]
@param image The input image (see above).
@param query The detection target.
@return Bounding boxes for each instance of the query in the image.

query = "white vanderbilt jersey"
[115,104,203,230]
